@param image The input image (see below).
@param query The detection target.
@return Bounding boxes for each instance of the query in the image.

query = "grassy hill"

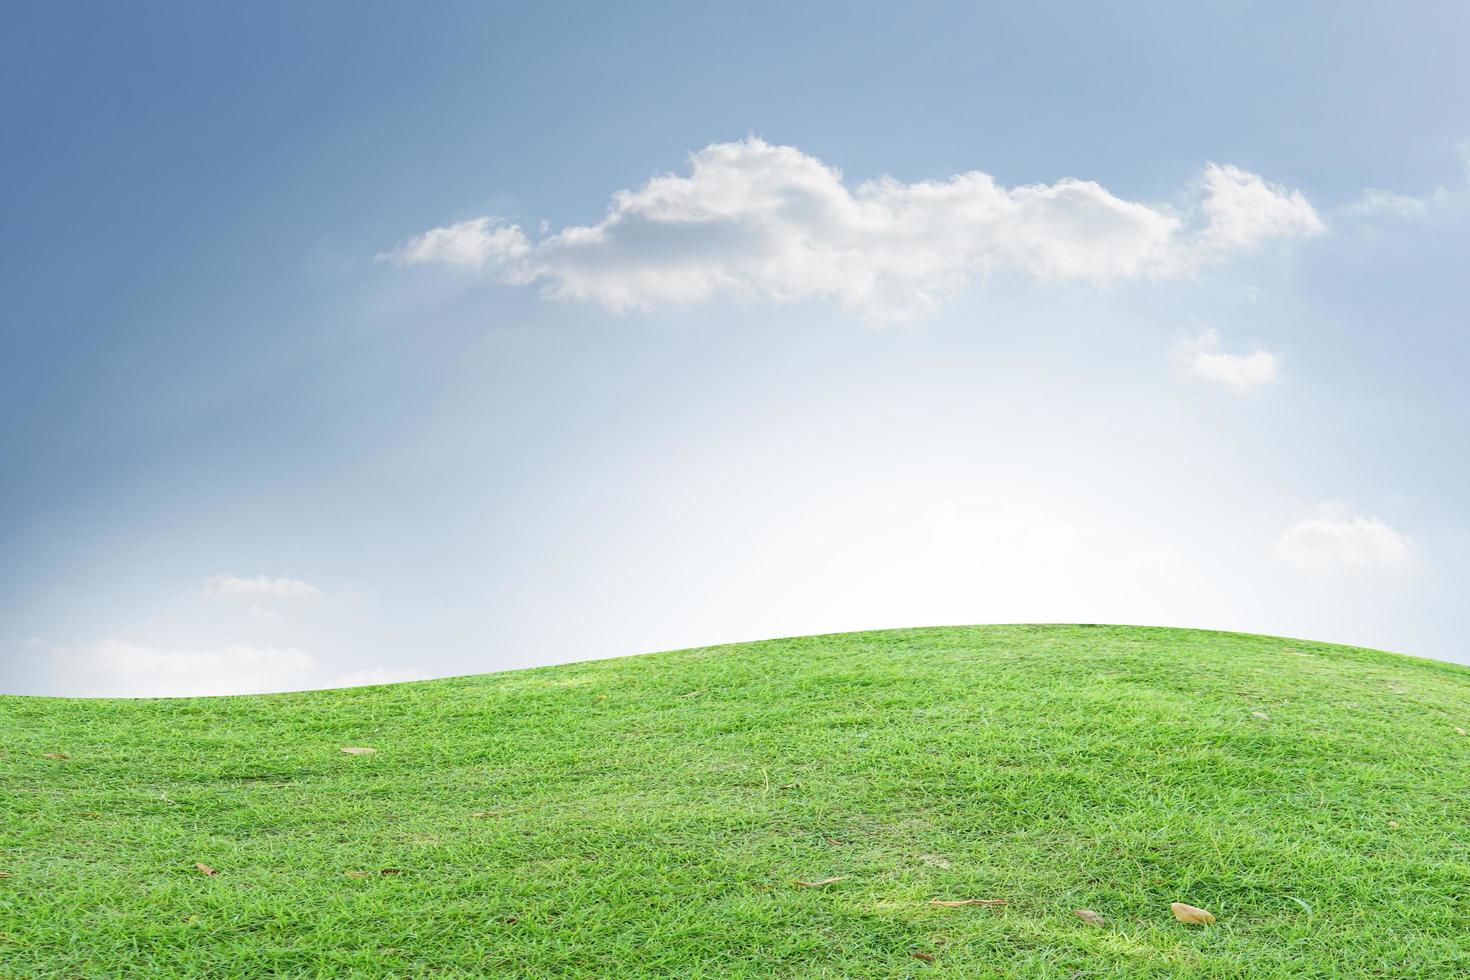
[4,625,1470,977]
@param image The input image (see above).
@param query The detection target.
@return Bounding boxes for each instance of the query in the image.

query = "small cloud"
[379,216,531,271]
[1343,142,1470,221]
[247,605,283,623]
[1195,163,1325,253]
[384,138,1324,322]
[53,640,317,697]
[333,666,430,689]
[1176,327,1278,395]
[1348,189,1433,220]
[1276,504,1413,573]
[204,574,320,600]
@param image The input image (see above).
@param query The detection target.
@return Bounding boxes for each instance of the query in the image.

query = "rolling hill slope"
[4,625,1470,977]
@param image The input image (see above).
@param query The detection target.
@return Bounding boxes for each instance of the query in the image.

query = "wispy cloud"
[1348,189,1435,220]
[383,138,1323,322]
[1345,142,1470,221]
[204,574,320,600]
[1176,327,1278,394]
[333,666,430,689]
[54,640,317,697]
[32,636,434,697]
[1276,504,1412,573]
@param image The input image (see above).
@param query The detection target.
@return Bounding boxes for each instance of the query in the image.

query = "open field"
[4,625,1470,977]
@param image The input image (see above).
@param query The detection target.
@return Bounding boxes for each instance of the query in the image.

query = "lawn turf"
[3,625,1470,977]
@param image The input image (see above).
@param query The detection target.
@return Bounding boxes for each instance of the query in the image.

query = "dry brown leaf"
[1170,902,1215,924]
[345,871,370,878]
[793,876,845,888]
[918,854,952,869]
[929,898,1007,907]
[379,868,404,876]
[41,752,69,760]
[1456,726,1467,736]
[677,690,705,699]
[1074,908,1104,925]
[911,951,936,962]
[1251,711,1269,720]
[195,863,218,877]
[1387,820,1400,828]
[0,871,14,878]
[340,746,376,755]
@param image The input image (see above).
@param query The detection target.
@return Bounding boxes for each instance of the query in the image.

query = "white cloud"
[57,640,317,697]
[36,637,432,697]
[1276,505,1413,573]
[1348,189,1434,219]
[1345,142,1470,221]
[383,138,1324,322]
[204,574,320,600]
[1194,163,1324,252]
[385,216,533,271]
[333,666,430,689]
[1176,327,1278,394]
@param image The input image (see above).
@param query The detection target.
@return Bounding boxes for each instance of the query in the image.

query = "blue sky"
[3,1,1469,695]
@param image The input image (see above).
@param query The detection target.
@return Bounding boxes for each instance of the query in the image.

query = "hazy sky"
[4,2,1469,696]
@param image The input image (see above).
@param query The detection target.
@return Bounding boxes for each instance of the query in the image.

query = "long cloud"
[204,574,320,600]
[384,138,1324,321]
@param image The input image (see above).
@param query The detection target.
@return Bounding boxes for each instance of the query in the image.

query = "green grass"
[4,625,1470,977]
